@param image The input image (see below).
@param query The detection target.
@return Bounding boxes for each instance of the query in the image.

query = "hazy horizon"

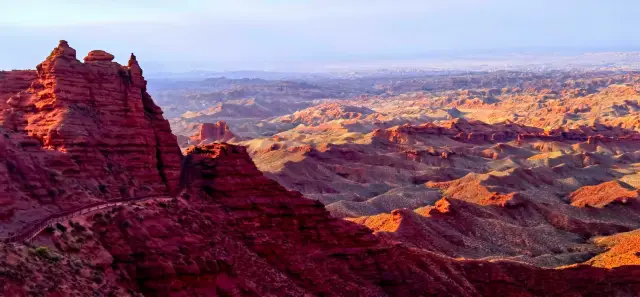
[3,0,640,73]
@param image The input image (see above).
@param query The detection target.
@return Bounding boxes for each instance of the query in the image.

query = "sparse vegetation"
[33,246,62,261]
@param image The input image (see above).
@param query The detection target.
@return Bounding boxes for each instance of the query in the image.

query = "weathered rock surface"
[83,50,115,62]
[569,180,639,208]
[273,103,375,126]
[10,143,636,297]
[0,70,36,122]
[188,121,236,144]
[585,229,640,268]
[0,41,182,233]
[243,119,640,269]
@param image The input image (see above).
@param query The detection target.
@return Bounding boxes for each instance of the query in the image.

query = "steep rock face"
[0,70,36,121]
[0,41,182,232]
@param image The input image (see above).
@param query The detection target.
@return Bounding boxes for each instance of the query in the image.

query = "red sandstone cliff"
[0,70,36,119]
[0,41,182,233]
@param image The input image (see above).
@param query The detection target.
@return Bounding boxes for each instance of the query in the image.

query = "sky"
[1,0,640,72]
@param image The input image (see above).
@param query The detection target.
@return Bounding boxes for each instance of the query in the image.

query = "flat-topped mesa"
[0,41,182,214]
[189,121,236,144]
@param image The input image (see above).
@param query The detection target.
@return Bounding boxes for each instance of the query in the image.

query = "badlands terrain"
[0,41,638,296]
[162,65,640,270]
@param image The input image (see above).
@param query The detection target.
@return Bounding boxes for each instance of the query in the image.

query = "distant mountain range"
[143,51,640,81]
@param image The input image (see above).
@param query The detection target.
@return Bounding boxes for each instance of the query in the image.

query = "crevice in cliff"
[141,90,155,115]
[177,154,193,192]
[153,129,170,195]
[118,69,130,114]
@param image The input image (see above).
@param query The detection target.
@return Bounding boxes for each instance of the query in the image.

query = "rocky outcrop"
[0,41,182,232]
[83,50,115,62]
[371,119,640,145]
[188,121,235,144]
[0,70,36,122]
[569,180,639,208]
[274,103,374,126]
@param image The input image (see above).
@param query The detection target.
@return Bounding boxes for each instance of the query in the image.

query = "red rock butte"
[189,120,235,144]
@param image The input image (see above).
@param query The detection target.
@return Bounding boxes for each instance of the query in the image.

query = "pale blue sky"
[1,0,639,72]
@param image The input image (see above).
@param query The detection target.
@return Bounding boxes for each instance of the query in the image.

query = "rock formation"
[273,103,374,126]
[0,142,631,296]
[0,41,182,233]
[0,70,36,122]
[569,180,640,208]
[188,121,235,144]
[1,41,640,296]
[6,142,635,296]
